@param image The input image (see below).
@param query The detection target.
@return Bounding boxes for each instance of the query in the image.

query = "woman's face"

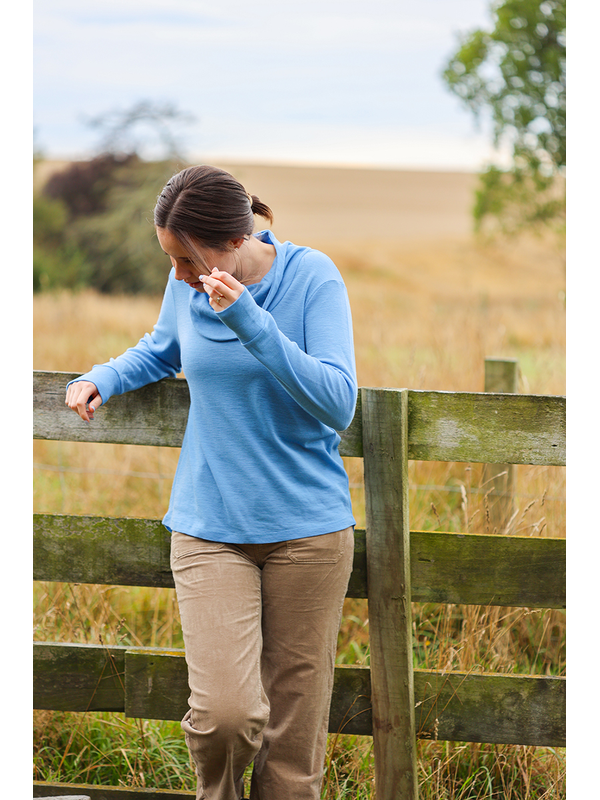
[156,227,240,292]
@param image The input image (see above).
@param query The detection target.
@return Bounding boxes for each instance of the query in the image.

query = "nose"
[173,259,194,282]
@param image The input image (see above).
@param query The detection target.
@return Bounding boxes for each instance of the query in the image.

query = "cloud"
[34,0,494,166]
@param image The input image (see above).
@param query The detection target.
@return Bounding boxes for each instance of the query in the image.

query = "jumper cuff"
[217,287,268,344]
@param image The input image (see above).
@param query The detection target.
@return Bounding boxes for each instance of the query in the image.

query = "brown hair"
[154,165,273,253]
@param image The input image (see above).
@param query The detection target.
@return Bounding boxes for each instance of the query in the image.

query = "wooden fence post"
[361,387,418,800]
[483,357,519,531]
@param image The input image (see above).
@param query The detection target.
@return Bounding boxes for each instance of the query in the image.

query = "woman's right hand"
[65,381,103,422]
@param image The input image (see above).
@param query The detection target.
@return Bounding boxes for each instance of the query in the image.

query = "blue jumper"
[69,231,357,543]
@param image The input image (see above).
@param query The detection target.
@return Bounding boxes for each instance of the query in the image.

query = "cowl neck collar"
[188,229,283,342]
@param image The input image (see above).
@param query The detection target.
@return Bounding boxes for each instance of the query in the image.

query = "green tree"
[443,0,565,233]
[68,159,179,294]
[34,99,196,293]
[33,195,90,291]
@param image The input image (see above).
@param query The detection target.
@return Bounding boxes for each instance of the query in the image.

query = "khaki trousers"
[170,527,354,800]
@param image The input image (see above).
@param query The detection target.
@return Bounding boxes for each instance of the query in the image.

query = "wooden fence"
[33,361,566,800]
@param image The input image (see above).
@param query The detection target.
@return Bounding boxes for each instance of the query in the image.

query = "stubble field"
[34,162,566,798]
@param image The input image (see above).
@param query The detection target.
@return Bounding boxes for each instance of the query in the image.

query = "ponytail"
[248,193,274,225]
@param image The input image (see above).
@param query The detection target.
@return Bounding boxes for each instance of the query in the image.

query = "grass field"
[33,162,566,798]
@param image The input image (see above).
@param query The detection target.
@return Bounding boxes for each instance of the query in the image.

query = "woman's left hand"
[200,268,244,312]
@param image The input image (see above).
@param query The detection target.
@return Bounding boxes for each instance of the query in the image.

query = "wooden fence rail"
[34,371,566,465]
[33,367,566,800]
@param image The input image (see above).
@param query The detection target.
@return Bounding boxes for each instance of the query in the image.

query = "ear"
[231,237,245,250]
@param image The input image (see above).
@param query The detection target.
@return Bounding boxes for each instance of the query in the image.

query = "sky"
[33,0,514,171]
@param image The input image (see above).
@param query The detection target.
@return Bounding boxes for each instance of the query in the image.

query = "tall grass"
[33,229,565,797]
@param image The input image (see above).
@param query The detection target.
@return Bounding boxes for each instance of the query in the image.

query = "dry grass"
[33,164,566,797]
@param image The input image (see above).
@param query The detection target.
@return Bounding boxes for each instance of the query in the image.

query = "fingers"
[200,268,243,311]
[207,269,240,290]
[65,381,102,422]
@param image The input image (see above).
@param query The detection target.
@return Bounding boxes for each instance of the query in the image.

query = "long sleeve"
[217,280,357,431]
[66,279,182,404]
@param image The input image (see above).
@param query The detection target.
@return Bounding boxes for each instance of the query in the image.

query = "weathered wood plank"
[407,390,566,466]
[32,514,367,596]
[33,642,125,712]
[33,782,193,799]
[124,648,187,723]
[34,514,174,589]
[346,524,367,598]
[33,644,565,746]
[414,669,565,748]
[32,643,372,736]
[339,390,363,456]
[362,387,418,799]
[34,515,566,608]
[34,372,566,465]
[33,370,363,454]
[329,664,373,736]
[483,358,519,529]
[483,358,520,394]
[411,530,566,608]
[34,371,190,448]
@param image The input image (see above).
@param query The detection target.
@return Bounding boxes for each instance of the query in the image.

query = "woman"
[65,165,357,800]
